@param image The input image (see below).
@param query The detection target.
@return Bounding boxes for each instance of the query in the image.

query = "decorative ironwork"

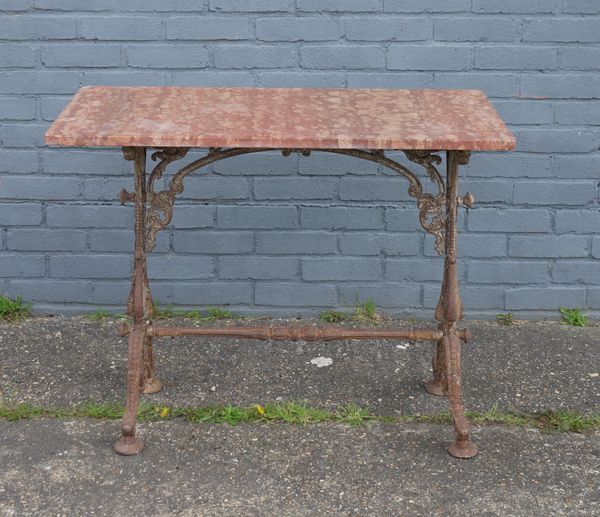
[128,147,457,254]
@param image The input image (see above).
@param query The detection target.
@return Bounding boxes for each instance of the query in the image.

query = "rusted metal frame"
[434,150,478,459]
[114,146,149,456]
[118,147,458,255]
[119,323,472,343]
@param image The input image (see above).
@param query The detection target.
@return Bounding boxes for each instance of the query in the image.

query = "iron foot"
[141,378,163,394]
[448,440,478,459]
[423,379,447,397]
[114,435,144,456]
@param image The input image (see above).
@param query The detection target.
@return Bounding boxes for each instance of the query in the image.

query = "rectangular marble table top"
[45,86,515,151]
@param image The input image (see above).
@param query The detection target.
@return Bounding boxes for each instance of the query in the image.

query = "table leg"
[435,150,478,459]
[423,327,448,396]
[114,147,150,455]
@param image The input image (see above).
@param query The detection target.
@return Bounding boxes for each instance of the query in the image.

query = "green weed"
[0,295,31,322]
[560,308,588,327]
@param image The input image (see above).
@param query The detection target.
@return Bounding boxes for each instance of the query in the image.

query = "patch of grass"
[538,410,600,433]
[496,313,514,326]
[152,301,177,319]
[85,308,112,321]
[206,306,234,320]
[319,310,348,323]
[0,295,31,322]
[2,401,599,434]
[354,298,381,322]
[560,307,588,327]
[152,301,236,321]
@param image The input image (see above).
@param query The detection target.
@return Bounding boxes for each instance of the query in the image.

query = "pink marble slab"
[45,86,515,151]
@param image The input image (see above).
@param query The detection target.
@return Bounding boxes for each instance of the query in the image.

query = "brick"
[299,152,378,175]
[167,17,253,40]
[563,0,600,13]
[561,47,600,71]
[514,180,596,206]
[82,71,167,86]
[506,288,585,310]
[217,206,296,229]
[555,210,600,234]
[257,17,342,42]
[434,73,518,97]
[512,129,597,153]
[0,44,35,68]
[509,235,589,258]
[0,176,81,200]
[254,177,337,200]
[9,280,92,303]
[172,71,254,87]
[216,45,297,69]
[468,208,551,233]
[117,0,205,11]
[0,202,42,225]
[346,17,431,41]
[465,153,552,178]
[475,46,557,70]
[50,254,131,278]
[385,207,421,232]
[435,17,518,42]
[90,230,168,253]
[90,281,128,305]
[0,254,44,277]
[338,284,421,308]
[301,45,385,70]
[174,231,253,254]
[256,231,336,255]
[171,205,215,229]
[593,237,600,259]
[171,282,253,305]
[0,150,39,173]
[1,123,48,148]
[255,283,336,307]
[587,288,600,308]
[0,97,36,121]
[347,72,433,88]
[47,205,133,228]
[339,233,420,256]
[423,285,503,309]
[424,234,507,258]
[491,101,554,125]
[384,0,470,12]
[41,44,120,68]
[297,0,382,12]
[388,45,472,71]
[556,102,600,125]
[553,155,600,179]
[177,177,249,200]
[468,261,550,284]
[219,256,298,280]
[522,74,600,99]
[42,149,128,175]
[473,0,560,13]
[148,255,214,279]
[213,152,296,175]
[82,177,132,201]
[301,206,383,230]
[523,18,600,43]
[7,229,86,251]
[210,0,294,11]
[386,258,445,282]
[461,179,513,203]
[34,0,117,9]
[340,178,412,202]
[0,71,79,94]
[0,0,33,9]
[302,257,381,281]
[258,72,345,88]
[0,14,77,39]
[553,260,600,284]
[80,16,163,40]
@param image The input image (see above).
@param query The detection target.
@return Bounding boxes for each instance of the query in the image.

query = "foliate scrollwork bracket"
[403,150,447,255]
[145,147,190,251]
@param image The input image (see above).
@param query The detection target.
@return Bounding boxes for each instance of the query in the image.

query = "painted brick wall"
[1,0,599,318]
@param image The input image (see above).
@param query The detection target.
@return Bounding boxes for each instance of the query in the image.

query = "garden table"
[45,86,515,459]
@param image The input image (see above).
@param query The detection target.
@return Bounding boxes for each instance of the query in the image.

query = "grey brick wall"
[1,1,600,318]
